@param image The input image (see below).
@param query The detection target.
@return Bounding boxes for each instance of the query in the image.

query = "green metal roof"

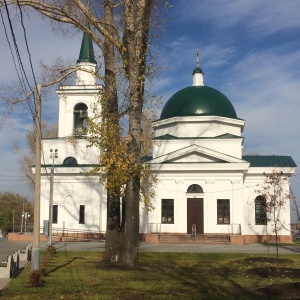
[215,133,241,139]
[77,31,97,64]
[153,133,241,140]
[242,155,297,167]
[41,164,97,168]
[160,86,237,120]
[42,136,87,140]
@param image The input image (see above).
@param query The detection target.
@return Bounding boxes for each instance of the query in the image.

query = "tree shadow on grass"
[257,282,300,299]
[243,257,293,263]
[82,254,300,299]
[47,256,84,275]
[242,257,300,299]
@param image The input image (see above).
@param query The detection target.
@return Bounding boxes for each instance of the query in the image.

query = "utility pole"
[32,84,42,271]
[47,149,58,247]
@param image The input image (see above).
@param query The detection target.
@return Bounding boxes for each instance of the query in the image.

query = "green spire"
[77,31,97,64]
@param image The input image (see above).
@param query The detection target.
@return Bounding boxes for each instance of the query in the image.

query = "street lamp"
[48,149,58,246]
[22,212,31,234]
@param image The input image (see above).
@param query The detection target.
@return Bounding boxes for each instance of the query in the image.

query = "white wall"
[153,139,243,159]
[153,116,244,139]
[42,139,99,165]
[40,173,106,233]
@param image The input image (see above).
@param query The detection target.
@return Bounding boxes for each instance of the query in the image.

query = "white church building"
[38,33,296,244]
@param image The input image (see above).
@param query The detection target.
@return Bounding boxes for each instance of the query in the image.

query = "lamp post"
[21,212,24,234]
[22,212,30,234]
[48,149,58,246]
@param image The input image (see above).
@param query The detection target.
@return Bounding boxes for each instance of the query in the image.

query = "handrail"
[148,223,161,234]
[191,224,196,241]
[230,223,241,235]
[158,224,161,241]
[50,227,105,240]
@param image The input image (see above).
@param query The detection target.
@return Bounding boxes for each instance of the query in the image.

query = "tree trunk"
[117,0,153,267]
[102,0,121,262]
[103,192,121,261]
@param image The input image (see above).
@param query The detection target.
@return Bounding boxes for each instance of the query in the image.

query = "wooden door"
[187,198,204,234]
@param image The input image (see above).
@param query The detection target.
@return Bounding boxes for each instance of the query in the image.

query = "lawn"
[1,250,300,299]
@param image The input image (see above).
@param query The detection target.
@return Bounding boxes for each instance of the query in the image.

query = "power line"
[0,175,23,178]
[3,0,36,120]
[16,0,38,110]
[0,9,25,94]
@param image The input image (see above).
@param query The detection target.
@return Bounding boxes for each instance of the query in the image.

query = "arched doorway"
[187,184,204,234]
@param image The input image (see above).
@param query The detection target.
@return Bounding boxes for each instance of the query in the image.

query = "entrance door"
[187,198,204,234]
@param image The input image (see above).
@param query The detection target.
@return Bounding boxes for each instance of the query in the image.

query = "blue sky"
[0,0,300,218]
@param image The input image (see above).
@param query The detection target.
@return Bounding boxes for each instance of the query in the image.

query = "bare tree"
[0,192,33,232]
[256,170,290,269]
[13,121,58,193]
[1,0,166,267]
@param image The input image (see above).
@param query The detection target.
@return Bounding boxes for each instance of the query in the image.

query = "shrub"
[29,269,44,287]
[46,245,57,255]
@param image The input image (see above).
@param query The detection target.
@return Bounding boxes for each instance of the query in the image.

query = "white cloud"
[181,0,300,36]
[1,1,299,201]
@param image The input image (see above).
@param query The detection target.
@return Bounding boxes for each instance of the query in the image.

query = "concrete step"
[158,234,230,244]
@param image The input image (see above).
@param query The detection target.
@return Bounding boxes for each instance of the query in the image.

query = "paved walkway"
[1,238,300,291]
[53,240,300,254]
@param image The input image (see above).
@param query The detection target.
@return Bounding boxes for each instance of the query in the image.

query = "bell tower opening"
[74,103,88,136]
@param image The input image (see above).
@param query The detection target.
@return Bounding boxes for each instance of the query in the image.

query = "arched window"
[63,157,78,165]
[187,184,204,193]
[255,196,267,225]
[74,103,88,135]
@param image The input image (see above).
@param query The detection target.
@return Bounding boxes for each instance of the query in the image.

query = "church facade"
[38,34,296,244]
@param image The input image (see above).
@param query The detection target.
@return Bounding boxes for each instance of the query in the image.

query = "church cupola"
[76,31,97,85]
[192,49,204,86]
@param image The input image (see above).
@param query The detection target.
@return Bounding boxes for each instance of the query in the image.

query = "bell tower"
[57,31,101,138]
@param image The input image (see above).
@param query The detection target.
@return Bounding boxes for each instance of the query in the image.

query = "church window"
[52,205,58,224]
[217,199,230,224]
[255,196,267,225]
[74,103,88,136]
[63,157,78,165]
[187,184,203,193]
[79,205,85,224]
[162,199,174,223]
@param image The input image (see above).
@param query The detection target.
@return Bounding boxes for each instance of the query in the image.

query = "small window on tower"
[74,103,88,135]
[63,157,78,165]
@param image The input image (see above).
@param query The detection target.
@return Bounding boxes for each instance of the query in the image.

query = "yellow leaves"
[139,162,157,211]
[125,134,132,144]
[85,90,157,206]
[86,101,136,195]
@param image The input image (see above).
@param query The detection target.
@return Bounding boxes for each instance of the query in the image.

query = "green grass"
[1,251,300,299]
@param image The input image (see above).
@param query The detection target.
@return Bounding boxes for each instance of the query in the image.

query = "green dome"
[192,66,204,74]
[160,86,237,120]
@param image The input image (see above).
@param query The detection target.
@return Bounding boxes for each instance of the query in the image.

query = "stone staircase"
[158,234,230,244]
